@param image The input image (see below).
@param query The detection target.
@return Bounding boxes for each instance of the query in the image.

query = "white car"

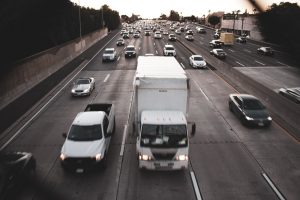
[133,32,140,38]
[163,31,169,35]
[154,31,162,39]
[163,44,176,56]
[185,35,194,41]
[175,29,181,35]
[102,48,117,62]
[71,77,95,96]
[189,55,207,69]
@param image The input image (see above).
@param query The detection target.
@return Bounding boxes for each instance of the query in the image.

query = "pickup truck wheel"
[101,153,108,169]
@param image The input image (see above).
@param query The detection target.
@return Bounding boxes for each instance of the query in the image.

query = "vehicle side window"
[234,96,242,107]
[103,116,109,136]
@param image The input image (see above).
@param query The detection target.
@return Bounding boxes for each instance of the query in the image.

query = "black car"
[168,34,176,41]
[210,49,226,59]
[278,87,300,104]
[257,47,274,56]
[0,152,36,199]
[228,94,272,127]
[125,45,136,58]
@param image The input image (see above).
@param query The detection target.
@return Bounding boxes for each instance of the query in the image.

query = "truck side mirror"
[62,133,67,138]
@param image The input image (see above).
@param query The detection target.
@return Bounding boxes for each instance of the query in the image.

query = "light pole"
[78,0,82,52]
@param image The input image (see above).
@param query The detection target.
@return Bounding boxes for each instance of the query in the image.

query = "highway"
[1,23,300,200]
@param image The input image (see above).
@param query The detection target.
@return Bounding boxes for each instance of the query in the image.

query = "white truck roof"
[135,56,186,79]
[141,111,187,125]
[73,112,105,126]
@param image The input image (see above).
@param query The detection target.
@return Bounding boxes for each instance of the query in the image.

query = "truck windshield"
[141,124,187,147]
[68,125,102,141]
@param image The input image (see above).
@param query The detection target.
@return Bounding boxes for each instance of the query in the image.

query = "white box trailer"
[134,56,195,170]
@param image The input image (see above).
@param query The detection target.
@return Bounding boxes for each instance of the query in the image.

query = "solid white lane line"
[156,50,158,54]
[236,61,245,67]
[255,60,266,66]
[154,43,156,46]
[277,61,289,66]
[190,171,203,200]
[120,125,128,156]
[228,49,234,52]
[117,56,120,61]
[180,63,185,69]
[0,30,120,151]
[103,74,110,82]
[190,76,210,102]
[262,173,285,200]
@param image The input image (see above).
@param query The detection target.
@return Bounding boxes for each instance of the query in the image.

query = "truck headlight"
[60,153,66,161]
[139,154,151,161]
[246,116,254,121]
[95,153,102,161]
[176,155,188,161]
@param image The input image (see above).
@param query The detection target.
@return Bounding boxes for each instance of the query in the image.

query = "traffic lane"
[4,55,135,199]
[187,68,300,199]
[117,144,196,200]
[186,70,277,199]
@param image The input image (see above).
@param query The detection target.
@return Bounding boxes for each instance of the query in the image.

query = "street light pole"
[78,0,82,52]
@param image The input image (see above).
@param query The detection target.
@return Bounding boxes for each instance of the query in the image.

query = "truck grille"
[152,153,175,160]
[64,157,96,166]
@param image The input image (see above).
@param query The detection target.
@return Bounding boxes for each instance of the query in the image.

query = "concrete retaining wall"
[0,28,108,110]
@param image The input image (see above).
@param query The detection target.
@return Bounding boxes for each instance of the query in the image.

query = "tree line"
[0,0,120,73]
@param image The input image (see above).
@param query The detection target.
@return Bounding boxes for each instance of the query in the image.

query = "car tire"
[101,153,108,169]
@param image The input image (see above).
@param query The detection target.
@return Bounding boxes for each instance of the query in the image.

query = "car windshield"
[194,56,203,61]
[141,124,187,147]
[76,79,90,84]
[216,50,225,54]
[104,50,114,54]
[243,99,265,110]
[126,47,135,51]
[166,47,174,50]
[67,125,102,141]
[265,47,271,51]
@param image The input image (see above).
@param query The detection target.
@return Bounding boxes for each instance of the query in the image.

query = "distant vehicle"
[228,94,272,127]
[213,33,220,39]
[196,27,206,33]
[163,44,176,56]
[189,55,207,69]
[209,40,223,48]
[210,49,227,59]
[0,151,36,199]
[186,30,193,35]
[236,37,247,43]
[168,34,176,41]
[60,103,115,172]
[71,77,95,96]
[169,26,175,31]
[123,32,130,39]
[180,27,184,32]
[125,45,137,58]
[175,29,181,35]
[278,87,300,103]
[163,31,168,35]
[129,29,134,34]
[257,47,274,56]
[154,31,162,39]
[144,30,151,36]
[220,33,234,45]
[120,30,126,35]
[102,48,117,62]
[133,32,140,38]
[116,38,125,46]
[185,35,194,41]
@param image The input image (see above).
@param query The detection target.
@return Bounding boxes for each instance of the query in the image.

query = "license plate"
[76,168,84,173]
[258,122,264,126]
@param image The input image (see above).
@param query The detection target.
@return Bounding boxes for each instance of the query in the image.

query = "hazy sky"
[71,0,300,18]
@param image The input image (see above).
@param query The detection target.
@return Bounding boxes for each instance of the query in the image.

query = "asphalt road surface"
[1,23,300,200]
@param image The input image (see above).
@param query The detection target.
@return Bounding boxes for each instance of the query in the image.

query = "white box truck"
[134,56,195,170]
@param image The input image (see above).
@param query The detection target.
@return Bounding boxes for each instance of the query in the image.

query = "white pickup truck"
[60,103,115,172]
